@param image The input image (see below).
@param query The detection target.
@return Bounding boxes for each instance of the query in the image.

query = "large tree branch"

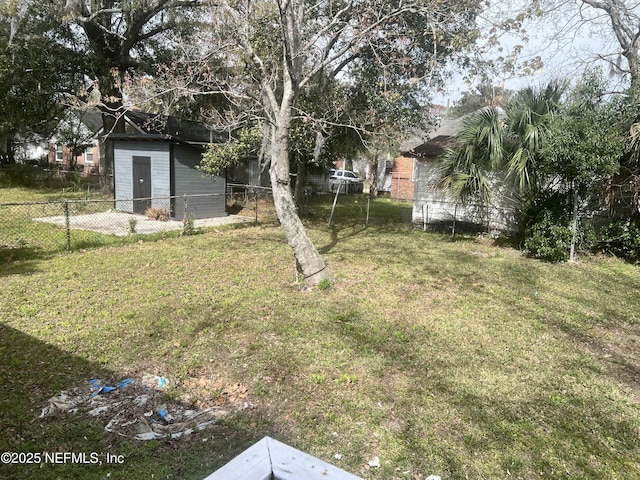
[299,2,447,88]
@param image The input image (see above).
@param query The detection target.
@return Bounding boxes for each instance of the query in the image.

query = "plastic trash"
[368,456,381,468]
[133,395,149,407]
[157,405,173,424]
[40,373,237,440]
[115,378,134,388]
[89,378,133,397]
[142,374,169,390]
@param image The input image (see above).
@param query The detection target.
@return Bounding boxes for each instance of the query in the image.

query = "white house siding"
[114,141,171,213]
[412,159,520,232]
[353,154,392,194]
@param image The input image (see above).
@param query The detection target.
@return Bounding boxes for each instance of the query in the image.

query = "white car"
[329,169,363,193]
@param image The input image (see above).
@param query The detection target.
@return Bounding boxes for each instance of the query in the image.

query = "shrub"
[516,191,571,237]
[128,217,137,235]
[597,220,640,263]
[524,213,572,262]
[145,206,170,221]
[181,214,196,236]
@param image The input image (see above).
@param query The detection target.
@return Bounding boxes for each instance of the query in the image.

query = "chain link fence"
[0,165,110,190]
[0,186,517,259]
[413,199,519,236]
[0,191,272,261]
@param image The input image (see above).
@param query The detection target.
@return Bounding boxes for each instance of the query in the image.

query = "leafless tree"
[514,1,640,89]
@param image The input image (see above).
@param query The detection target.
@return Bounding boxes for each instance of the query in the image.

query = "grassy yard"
[0,179,123,262]
[1,185,639,479]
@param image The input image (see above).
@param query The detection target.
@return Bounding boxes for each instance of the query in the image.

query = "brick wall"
[48,143,100,176]
[390,155,415,200]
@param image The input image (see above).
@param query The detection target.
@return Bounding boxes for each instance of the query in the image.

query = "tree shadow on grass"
[317,225,369,255]
[0,323,278,480]
[0,246,53,277]
[322,295,640,478]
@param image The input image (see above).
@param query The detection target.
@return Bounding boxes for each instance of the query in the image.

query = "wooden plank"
[268,437,362,480]
[202,437,272,480]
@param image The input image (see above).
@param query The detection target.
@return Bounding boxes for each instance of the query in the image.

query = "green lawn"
[1,186,639,479]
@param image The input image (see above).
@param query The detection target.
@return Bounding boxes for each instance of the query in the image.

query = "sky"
[433,1,631,105]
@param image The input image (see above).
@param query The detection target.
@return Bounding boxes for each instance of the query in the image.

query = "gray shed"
[111,112,227,220]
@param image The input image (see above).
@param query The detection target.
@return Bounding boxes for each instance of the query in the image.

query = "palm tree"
[436,81,566,206]
[436,106,504,205]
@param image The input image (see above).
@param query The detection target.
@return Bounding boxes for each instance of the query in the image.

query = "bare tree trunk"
[269,120,330,285]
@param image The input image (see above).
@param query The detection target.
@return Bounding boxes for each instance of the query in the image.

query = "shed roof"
[401,115,463,157]
[74,109,104,134]
[121,111,228,145]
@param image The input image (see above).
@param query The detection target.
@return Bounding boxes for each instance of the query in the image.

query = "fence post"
[64,200,71,251]
[183,194,188,221]
[422,204,428,231]
[255,189,258,223]
[570,186,579,261]
[328,181,342,227]
[451,204,457,237]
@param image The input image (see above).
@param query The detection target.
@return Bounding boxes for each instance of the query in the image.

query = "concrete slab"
[33,211,253,236]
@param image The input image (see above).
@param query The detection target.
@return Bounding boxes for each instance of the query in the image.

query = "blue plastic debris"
[89,378,134,397]
[156,404,173,424]
[115,378,134,388]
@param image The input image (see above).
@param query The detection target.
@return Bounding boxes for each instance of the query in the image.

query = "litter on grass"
[40,373,249,441]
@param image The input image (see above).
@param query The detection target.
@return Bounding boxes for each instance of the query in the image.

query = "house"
[111,111,227,219]
[388,106,452,200]
[351,106,449,199]
[48,110,103,176]
[389,153,416,200]
[410,112,519,232]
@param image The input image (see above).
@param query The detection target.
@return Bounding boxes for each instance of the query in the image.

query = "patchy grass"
[1,189,640,479]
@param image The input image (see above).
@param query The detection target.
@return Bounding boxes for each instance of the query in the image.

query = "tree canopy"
[0,0,84,163]
[62,0,203,178]
[187,0,485,283]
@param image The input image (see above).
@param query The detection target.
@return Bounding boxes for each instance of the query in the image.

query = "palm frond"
[433,107,505,206]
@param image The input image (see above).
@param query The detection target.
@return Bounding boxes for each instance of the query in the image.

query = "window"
[85,148,94,164]
[55,145,64,162]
